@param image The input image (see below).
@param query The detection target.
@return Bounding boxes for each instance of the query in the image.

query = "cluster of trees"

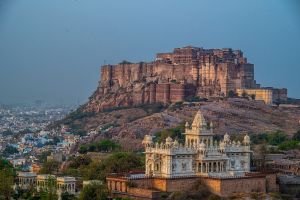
[0,158,15,199]
[251,130,300,151]
[2,145,19,157]
[39,160,60,174]
[79,139,120,154]
[79,183,107,200]
[63,152,144,181]
[154,124,185,143]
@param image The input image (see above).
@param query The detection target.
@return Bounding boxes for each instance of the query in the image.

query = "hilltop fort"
[85,46,287,112]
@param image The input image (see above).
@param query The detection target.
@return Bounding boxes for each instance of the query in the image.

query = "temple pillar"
[200,162,203,173]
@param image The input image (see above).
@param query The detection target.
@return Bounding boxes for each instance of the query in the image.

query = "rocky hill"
[53,46,297,150]
[56,98,300,150]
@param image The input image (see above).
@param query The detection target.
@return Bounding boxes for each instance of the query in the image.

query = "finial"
[185,122,189,128]
[210,121,213,129]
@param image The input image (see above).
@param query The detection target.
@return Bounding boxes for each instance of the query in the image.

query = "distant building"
[57,176,76,195]
[87,46,288,112]
[17,172,37,190]
[236,88,287,104]
[36,174,76,197]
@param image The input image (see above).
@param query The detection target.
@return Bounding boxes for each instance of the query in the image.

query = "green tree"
[0,169,14,200]
[101,152,144,174]
[60,192,75,200]
[40,160,60,174]
[293,130,300,141]
[278,140,300,150]
[79,183,108,200]
[257,143,268,170]
[155,124,185,143]
[96,140,120,152]
[39,176,58,200]
[68,155,92,168]
[2,145,18,156]
[0,158,15,200]
[267,131,287,145]
[79,140,120,154]
[82,152,144,180]
[228,90,237,98]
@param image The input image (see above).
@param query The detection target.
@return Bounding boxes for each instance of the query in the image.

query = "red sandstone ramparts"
[83,46,285,112]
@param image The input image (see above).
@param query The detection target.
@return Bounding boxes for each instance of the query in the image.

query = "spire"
[192,110,207,128]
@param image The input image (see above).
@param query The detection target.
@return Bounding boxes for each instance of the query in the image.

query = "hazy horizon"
[0,0,299,105]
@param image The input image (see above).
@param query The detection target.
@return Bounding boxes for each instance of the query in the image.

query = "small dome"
[185,122,189,127]
[219,141,225,149]
[173,139,179,147]
[243,134,250,145]
[210,121,214,129]
[199,141,205,149]
[165,136,173,146]
[224,133,230,143]
[142,135,153,145]
[166,136,173,143]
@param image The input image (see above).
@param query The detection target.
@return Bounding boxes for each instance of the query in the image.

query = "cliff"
[84,46,264,112]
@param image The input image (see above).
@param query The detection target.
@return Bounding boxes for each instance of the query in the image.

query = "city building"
[236,88,287,104]
[56,176,76,195]
[17,172,37,190]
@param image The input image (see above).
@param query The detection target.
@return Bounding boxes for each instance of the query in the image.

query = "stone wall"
[202,176,267,197]
[85,46,286,112]
[107,173,278,199]
[265,173,279,192]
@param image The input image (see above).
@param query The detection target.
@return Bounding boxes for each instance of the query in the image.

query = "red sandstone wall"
[220,177,266,196]
[170,84,185,102]
[265,174,279,192]
[131,177,199,192]
[165,178,199,192]
[155,84,170,104]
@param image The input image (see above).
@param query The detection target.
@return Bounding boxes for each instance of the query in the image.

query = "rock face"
[64,98,300,151]
[85,46,261,112]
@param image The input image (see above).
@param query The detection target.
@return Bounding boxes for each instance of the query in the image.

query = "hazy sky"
[0,0,299,105]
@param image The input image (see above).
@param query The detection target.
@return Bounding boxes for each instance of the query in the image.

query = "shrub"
[267,131,287,146]
[228,90,237,98]
[293,130,300,141]
[155,124,185,143]
[278,140,300,150]
[79,140,120,154]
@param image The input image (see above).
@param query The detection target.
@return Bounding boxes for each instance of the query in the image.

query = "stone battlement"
[85,46,287,112]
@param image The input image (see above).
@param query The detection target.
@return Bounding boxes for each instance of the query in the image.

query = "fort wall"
[86,46,288,111]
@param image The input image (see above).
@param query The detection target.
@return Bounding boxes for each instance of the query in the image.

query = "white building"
[17,172,37,190]
[142,110,251,178]
[57,176,76,195]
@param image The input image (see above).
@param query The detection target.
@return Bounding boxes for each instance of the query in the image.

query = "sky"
[0,0,299,105]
